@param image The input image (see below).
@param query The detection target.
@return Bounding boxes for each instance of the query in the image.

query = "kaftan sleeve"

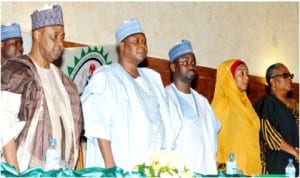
[165,93,182,150]
[254,95,284,151]
[81,68,112,140]
[0,91,25,149]
[260,119,282,150]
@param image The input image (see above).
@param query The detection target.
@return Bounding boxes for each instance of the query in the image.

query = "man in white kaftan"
[165,40,221,175]
[81,18,181,171]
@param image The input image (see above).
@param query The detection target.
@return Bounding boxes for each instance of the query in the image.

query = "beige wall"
[1,1,299,82]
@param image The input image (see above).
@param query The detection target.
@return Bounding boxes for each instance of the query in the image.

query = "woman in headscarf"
[211,59,261,176]
[254,63,299,176]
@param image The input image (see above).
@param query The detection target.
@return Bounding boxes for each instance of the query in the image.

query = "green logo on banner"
[67,46,112,95]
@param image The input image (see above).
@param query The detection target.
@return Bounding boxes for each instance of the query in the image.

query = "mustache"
[188,69,197,73]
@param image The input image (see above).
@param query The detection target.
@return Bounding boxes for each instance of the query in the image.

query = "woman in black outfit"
[255,63,299,176]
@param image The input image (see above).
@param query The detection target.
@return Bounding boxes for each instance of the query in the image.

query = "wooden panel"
[247,76,268,104]
[140,56,172,86]
[194,66,217,103]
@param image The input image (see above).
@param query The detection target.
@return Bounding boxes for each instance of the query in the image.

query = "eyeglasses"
[175,59,196,66]
[270,73,294,79]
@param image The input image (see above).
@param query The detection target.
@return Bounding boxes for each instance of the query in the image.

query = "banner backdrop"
[60,45,118,95]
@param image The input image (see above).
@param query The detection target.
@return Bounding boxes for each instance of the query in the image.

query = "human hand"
[294,147,299,162]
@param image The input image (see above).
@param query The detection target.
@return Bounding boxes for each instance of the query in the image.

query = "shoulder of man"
[89,63,114,78]
[1,55,34,80]
[2,55,33,71]
[139,67,161,79]
[1,55,35,93]
[81,65,112,97]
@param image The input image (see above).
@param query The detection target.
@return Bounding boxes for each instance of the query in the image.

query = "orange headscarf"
[211,59,261,175]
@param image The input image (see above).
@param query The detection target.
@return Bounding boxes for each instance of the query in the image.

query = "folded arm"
[261,119,299,162]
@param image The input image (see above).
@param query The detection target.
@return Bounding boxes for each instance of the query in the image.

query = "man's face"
[121,33,147,65]
[171,53,197,84]
[1,37,24,63]
[38,25,65,63]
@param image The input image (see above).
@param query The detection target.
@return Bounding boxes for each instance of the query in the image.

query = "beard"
[184,70,197,82]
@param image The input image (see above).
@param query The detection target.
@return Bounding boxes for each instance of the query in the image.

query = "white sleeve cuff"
[0,91,25,148]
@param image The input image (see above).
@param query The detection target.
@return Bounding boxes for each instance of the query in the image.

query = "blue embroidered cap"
[169,39,194,63]
[1,23,22,41]
[115,18,144,43]
[31,5,64,30]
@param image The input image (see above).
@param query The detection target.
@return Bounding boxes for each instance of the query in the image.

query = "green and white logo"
[64,46,117,95]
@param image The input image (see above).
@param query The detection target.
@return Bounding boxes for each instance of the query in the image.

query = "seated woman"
[211,59,261,176]
[254,63,299,176]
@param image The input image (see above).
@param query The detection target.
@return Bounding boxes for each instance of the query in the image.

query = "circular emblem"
[67,46,112,95]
